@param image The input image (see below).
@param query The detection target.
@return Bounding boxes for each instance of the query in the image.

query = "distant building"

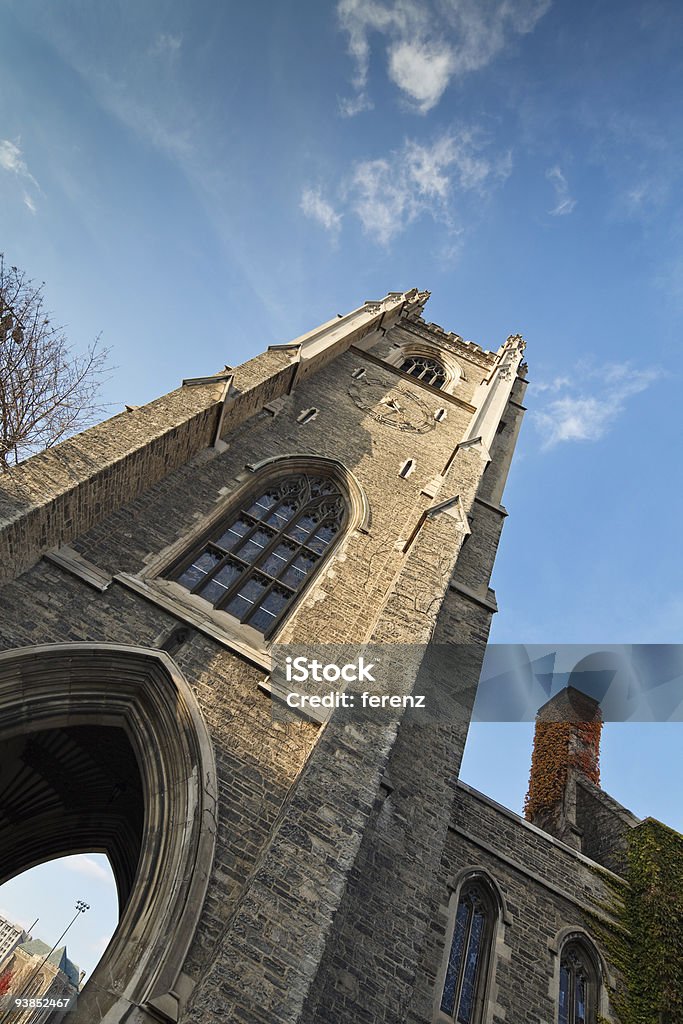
[0,939,79,1024]
[0,914,29,966]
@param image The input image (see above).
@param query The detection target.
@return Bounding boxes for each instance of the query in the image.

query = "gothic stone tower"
[0,289,585,1024]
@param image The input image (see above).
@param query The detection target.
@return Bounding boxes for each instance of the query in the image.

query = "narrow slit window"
[168,474,346,637]
[297,408,319,424]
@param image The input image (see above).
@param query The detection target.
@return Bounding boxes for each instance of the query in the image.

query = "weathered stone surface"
[0,294,632,1024]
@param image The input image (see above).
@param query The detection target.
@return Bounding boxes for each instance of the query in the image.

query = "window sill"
[114,574,272,670]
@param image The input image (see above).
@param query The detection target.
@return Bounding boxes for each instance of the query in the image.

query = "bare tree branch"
[0,254,112,471]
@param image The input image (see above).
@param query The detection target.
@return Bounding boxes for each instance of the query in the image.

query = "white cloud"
[387,39,456,113]
[337,0,551,114]
[534,363,661,449]
[300,187,343,234]
[0,140,38,188]
[0,140,26,175]
[338,92,374,117]
[533,374,571,393]
[347,129,511,242]
[61,855,114,885]
[546,165,576,216]
[149,33,182,58]
[0,139,40,212]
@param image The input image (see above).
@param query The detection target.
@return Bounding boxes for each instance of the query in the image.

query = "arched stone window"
[400,354,448,389]
[167,472,347,636]
[558,940,598,1024]
[439,879,496,1023]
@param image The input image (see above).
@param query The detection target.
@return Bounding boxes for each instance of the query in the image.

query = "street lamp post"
[0,902,89,1023]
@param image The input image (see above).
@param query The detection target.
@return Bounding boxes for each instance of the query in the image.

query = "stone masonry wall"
[0,307,528,1024]
[0,349,298,582]
[576,777,640,875]
[440,783,624,1024]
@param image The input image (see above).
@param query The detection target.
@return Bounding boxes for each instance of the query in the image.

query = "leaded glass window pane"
[439,883,494,1023]
[170,473,346,635]
[441,900,468,1016]
[400,355,447,389]
[558,965,570,1024]
[199,560,243,603]
[214,517,251,550]
[457,910,484,1023]
[557,943,596,1024]
[177,550,222,590]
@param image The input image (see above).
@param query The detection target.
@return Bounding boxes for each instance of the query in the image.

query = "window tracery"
[169,473,346,636]
[558,941,598,1024]
[400,355,448,389]
[440,881,495,1023]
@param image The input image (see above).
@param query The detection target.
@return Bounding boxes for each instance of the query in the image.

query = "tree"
[0,255,111,471]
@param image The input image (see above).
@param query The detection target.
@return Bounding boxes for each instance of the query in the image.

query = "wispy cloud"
[546,165,576,215]
[300,187,343,235]
[0,139,40,211]
[337,0,551,115]
[149,33,182,58]
[534,362,661,449]
[61,855,114,885]
[333,129,511,243]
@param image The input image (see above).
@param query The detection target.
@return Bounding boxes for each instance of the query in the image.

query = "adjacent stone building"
[0,939,79,1024]
[0,290,674,1024]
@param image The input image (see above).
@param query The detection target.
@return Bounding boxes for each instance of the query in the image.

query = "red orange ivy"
[524,720,602,821]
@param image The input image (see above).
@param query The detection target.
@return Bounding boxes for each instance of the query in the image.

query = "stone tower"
[0,287,597,1024]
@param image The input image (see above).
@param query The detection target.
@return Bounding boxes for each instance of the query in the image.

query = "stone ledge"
[114,573,271,670]
[448,581,498,612]
[473,495,508,518]
[258,677,328,726]
[45,545,113,591]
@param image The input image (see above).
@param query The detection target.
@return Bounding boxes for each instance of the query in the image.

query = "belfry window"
[440,881,494,1023]
[558,941,597,1024]
[400,355,447,389]
[169,474,346,636]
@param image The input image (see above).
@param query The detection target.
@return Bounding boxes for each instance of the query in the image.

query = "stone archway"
[0,644,217,1023]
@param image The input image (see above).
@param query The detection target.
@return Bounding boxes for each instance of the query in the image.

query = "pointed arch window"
[439,881,495,1023]
[400,355,447,389]
[558,941,598,1024]
[168,473,346,636]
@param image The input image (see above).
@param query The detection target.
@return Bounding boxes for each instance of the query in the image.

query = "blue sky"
[1,0,682,983]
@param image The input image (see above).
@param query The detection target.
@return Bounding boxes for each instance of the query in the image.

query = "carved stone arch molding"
[446,866,513,927]
[0,643,218,1024]
[548,926,615,1022]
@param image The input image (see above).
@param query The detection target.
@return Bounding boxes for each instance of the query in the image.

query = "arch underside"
[0,644,217,1023]
[0,725,143,910]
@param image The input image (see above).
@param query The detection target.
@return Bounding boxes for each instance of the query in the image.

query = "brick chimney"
[524,687,602,849]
